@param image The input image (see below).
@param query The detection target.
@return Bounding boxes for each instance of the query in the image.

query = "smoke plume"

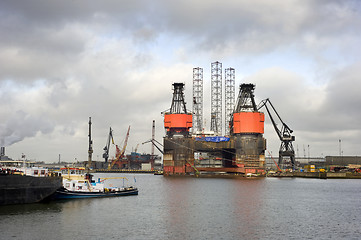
[0,110,54,147]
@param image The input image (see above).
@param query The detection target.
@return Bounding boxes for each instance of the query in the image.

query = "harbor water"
[1,174,361,240]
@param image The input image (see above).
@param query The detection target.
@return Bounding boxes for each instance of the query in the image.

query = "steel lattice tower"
[193,67,203,133]
[170,83,187,114]
[211,61,222,135]
[225,68,235,135]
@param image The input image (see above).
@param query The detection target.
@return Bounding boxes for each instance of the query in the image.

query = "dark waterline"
[1,174,361,240]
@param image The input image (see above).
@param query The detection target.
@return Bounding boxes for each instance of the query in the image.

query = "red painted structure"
[164,113,192,134]
[233,112,264,134]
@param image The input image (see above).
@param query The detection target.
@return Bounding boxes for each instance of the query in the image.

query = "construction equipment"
[143,138,164,154]
[108,126,131,170]
[258,98,295,169]
[103,127,114,163]
[268,150,282,172]
[134,143,139,153]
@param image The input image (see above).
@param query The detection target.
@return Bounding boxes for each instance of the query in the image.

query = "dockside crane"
[108,126,131,169]
[103,127,114,163]
[134,143,139,153]
[257,99,295,169]
[142,139,164,154]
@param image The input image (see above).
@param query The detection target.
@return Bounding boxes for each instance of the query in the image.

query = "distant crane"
[134,143,139,153]
[142,138,164,155]
[103,127,114,163]
[108,126,131,169]
[258,98,295,169]
[268,150,282,172]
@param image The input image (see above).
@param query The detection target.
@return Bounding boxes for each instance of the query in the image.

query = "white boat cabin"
[24,167,49,177]
[60,167,105,192]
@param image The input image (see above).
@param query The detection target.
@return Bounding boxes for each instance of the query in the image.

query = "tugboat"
[52,118,138,200]
[53,167,138,199]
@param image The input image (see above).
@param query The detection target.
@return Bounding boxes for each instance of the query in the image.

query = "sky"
[1,0,361,163]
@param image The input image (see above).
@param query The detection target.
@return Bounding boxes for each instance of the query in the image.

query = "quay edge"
[267,171,361,179]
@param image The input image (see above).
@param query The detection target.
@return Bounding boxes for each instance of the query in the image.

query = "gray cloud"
[0,0,360,161]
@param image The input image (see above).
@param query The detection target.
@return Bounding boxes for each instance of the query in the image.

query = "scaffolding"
[211,61,222,135]
[192,67,203,133]
[225,68,235,135]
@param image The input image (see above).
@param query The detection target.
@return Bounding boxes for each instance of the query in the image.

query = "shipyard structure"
[162,82,266,176]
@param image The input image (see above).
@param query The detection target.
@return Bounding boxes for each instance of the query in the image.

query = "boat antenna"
[88,117,93,174]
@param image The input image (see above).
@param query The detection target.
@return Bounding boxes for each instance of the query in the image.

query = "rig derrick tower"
[211,61,222,135]
[225,68,235,136]
[193,67,203,134]
[231,84,266,174]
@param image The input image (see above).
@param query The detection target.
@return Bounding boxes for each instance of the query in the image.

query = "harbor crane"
[142,138,164,154]
[103,127,114,163]
[108,126,131,169]
[134,143,139,153]
[257,98,296,169]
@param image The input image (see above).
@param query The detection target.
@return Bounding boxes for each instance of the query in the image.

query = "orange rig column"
[231,83,266,174]
[163,83,194,176]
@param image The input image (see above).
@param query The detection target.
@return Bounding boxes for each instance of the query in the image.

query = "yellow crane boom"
[108,126,131,169]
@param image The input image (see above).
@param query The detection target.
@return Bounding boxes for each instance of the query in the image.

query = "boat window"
[65,183,70,188]
[34,170,38,175]
[41,170,46,175]
[73,183,75,187]
[71,170,75,174]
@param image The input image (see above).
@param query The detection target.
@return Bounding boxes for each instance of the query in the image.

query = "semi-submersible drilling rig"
[162,82,267,176]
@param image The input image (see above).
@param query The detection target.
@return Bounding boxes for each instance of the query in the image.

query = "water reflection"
[230,179,266,238]
[0,201,62,215]
[162,177,267,239]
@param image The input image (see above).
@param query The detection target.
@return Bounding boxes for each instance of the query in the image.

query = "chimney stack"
[0,147,5,157]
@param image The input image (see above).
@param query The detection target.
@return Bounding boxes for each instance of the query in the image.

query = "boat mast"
[87,117,93,173]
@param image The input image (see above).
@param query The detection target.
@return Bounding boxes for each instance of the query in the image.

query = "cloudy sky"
[1,0,360,163]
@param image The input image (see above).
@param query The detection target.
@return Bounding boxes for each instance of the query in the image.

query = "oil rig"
[161,62,294,176]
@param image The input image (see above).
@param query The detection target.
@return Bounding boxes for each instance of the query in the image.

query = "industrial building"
[325,156,361,168]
